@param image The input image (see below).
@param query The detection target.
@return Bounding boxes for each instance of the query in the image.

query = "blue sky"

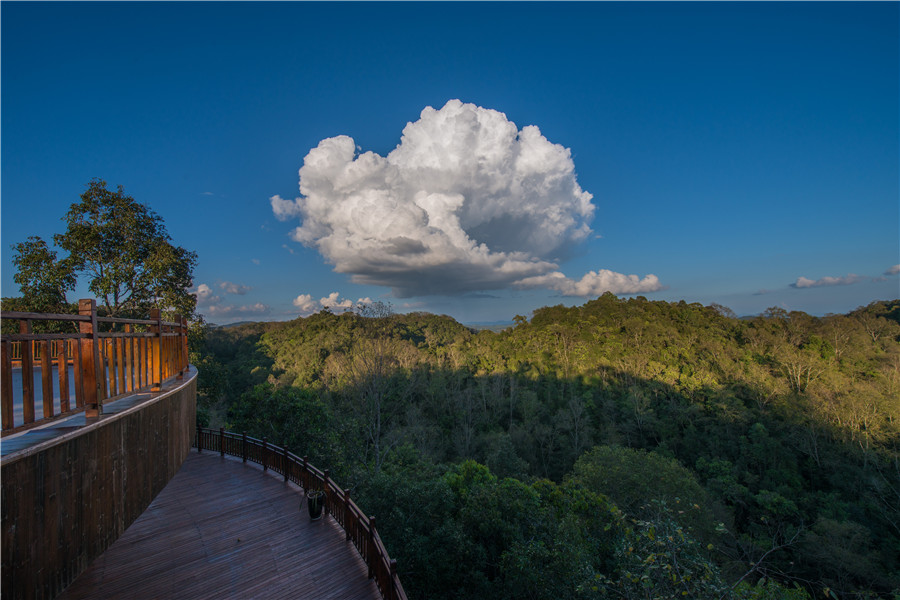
[2,2,898,325]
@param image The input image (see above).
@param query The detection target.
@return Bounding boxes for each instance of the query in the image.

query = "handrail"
[195,427,408,600]
[0,300,190,435]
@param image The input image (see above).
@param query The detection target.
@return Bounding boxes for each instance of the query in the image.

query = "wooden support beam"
[79,299,102,419]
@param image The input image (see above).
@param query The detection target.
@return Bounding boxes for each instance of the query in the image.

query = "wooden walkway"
[57,451,381,600]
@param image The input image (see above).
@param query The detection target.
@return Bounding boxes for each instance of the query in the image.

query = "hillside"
[193,295,900,599]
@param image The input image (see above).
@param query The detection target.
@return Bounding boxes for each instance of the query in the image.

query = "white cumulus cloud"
[320,291,354,310]
[515,270,663,296]
[293,292,373,315]
[273,99,661,298]
[791,274,865,289]
[193,283,221,305]
[886,265,900,276]
[292,294,318,313]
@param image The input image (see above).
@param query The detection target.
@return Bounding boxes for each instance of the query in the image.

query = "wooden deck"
[57,450,381,600]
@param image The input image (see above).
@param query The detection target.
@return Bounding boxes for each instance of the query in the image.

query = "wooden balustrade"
[195,427,408,600]
[8,338,78,362]
[0,300,190,435]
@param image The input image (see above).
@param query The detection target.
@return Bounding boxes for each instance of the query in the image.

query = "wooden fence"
[1,299,189,435]
[195,427,408,600]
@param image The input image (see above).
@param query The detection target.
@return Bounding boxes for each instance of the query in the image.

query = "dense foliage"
[4,179,197,325]
[196,295,900,599]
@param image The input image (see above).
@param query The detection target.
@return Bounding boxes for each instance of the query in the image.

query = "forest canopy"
[195,296,900,599]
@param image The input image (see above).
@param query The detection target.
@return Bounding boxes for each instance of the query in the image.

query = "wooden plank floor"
[57,451,381,600]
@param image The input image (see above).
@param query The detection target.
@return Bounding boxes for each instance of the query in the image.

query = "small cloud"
[320,291,354,310]
[201,191,215,196]
[282,244,295,255]
[293,291,372,316]
[207,303,270,318]
[194,283,215,301]
[251,259,260,265]
[292,294,318,313]
[753,289,772,296]
[885,264,900,276]
[219,281,251,295]
[271,194,304,221]
[515,269,663,297]
[194,283,265,320]
[790,274,865,289]
[192,283,221,306]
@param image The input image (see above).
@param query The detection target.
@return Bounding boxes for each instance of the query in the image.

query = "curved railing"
[2,365,196,600]
[1,299,189,434]
[195,427,407,600]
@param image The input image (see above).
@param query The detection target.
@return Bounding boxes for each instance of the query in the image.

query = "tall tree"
[10,236,76,313]
[10,178,198,320]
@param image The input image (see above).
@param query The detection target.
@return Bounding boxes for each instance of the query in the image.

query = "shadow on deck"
[57,451,381,600]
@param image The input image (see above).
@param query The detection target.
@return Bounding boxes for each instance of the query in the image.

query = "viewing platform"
[1,302,406,600]
[57,450,381,600]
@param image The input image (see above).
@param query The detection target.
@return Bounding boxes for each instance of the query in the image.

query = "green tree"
[591,500,729,600]
[10,236,77,314]
[328,309,422,474]
[49,178,197,319]
[592,500,811,600]
[227,383,341,468]
[357,452,484,599]
[569,445,723,547]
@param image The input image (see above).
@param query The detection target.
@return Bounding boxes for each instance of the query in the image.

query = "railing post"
[344,489,352,540]
[135,335,143,390]
[58,338,70,413]
[283,445,289,482]
[181,315,189,376]
[1,341,13,430]
[79,299,102,419]
[197,424,202,453]
[19,320,35,424]
[103,338,114,399]
[242,431,248,463]
[72,337,84,409]
[368,516,377,578]
[219,426,225,456]
[174,313,184,380]
[302,456,308,491]
[115,333,125,395]
[390,559,398,600]
[262,437,268,471]
[150,308,162,391]
[323,469,330,515]
[124,324,133,392]
[40,340,53,418]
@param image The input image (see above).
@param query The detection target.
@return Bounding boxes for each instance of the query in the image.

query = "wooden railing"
[1,299,190,435]
[195,427,408,600]
[8,338,78,362]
